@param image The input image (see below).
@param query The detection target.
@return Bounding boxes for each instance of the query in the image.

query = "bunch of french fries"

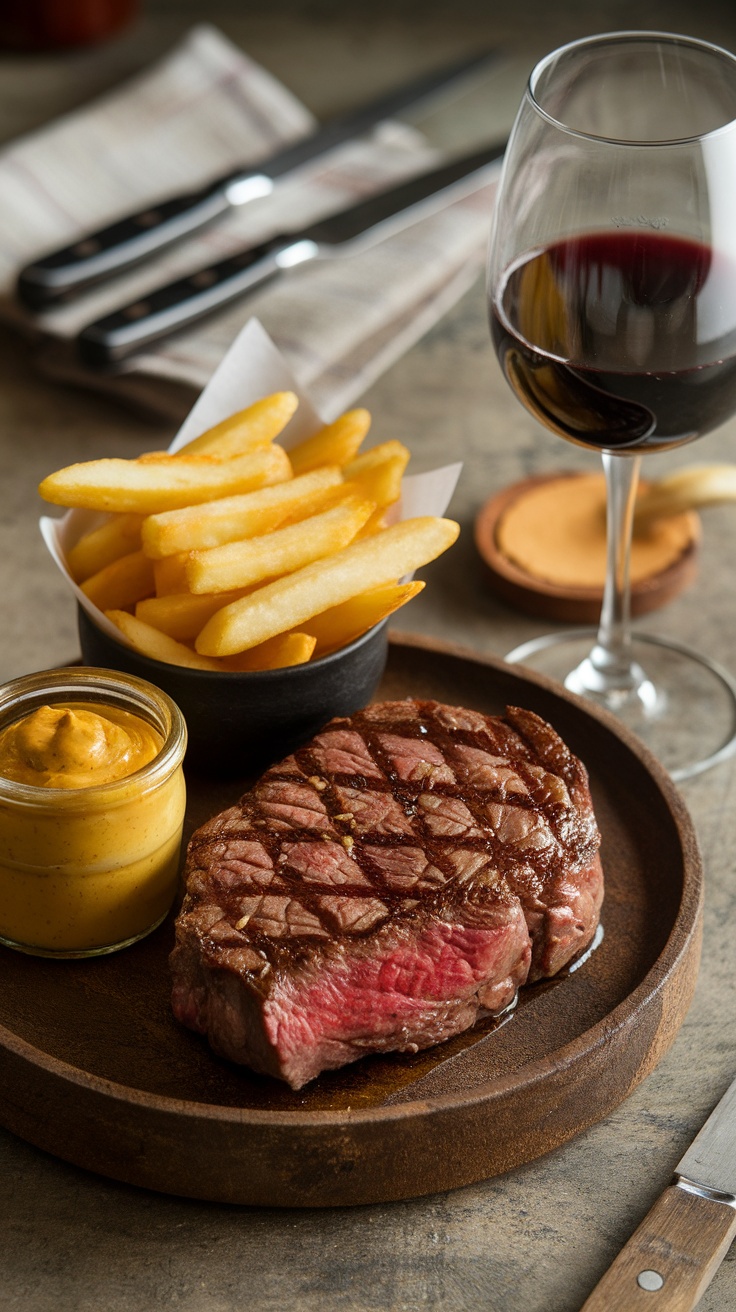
[39,392,459,674]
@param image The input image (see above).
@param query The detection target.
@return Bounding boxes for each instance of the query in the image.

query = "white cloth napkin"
[0,25,499,420]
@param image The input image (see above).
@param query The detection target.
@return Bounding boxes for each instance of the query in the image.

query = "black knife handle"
[16,171,269,310]
[76,236,298,368]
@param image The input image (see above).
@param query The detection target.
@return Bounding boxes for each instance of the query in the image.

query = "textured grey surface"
[2,3,736,1309]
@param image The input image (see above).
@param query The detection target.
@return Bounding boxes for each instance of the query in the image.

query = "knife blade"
[75,140,505,368]
[581,1073,736,1310]
[16,48,499,310]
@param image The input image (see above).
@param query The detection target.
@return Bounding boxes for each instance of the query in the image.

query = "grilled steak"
[170,699,603,1089]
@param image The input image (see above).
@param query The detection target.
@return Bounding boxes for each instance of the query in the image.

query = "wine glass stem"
[597,451,640,680]
[565,452,656,707]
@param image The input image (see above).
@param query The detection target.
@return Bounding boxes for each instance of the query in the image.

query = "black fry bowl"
[77,605,389,776]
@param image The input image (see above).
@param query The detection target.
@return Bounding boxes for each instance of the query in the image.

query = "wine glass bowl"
[487,31,736,779]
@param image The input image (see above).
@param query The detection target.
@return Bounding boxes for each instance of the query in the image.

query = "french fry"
[43,394,457,673]
[107,609,315,673]
[196,517,459,655]
[66,513,144,583]
[106,610,222,670]
[38,444,292,513]
[187,496,375,595]
[80,550,155,612]
[141,465,343,559]
[179,392,298,456]
[343,440,410,507]
[135,589,254,642]
[153,552,191,596]
[355,507,390,539]
[306,581,425,657]
[288,409,370,475]
[221,632,316,671]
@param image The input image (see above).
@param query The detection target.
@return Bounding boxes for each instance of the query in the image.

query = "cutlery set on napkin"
[1,23,504,419]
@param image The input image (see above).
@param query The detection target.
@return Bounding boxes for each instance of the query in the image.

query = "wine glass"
[488,30,736,781]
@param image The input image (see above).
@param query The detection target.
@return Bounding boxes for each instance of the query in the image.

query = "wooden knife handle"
[580,1183,736,1311]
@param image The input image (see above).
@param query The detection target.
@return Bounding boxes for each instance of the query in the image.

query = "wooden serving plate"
[0,634,702,1207]
[475,472,701,623]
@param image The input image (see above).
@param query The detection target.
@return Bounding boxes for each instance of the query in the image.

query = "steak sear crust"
[170,699,603,1089]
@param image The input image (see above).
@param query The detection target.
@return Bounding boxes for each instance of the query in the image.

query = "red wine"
[491,231,736,452]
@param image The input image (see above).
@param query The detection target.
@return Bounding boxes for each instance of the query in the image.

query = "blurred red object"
[0,0,138,48]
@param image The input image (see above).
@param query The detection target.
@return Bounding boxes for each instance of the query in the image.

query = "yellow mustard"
[0,702,162,789]
[0,669,187,958]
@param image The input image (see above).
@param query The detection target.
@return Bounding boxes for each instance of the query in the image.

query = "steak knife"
[75,140,505,367]
[581,1073,736,1310]
[16,48,499,309]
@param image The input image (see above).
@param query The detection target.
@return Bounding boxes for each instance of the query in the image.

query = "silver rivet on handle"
[637,1270,665,1291]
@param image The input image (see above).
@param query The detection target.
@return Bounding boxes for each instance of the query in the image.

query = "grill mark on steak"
[171,699,603,1087]
[293,705,585,896]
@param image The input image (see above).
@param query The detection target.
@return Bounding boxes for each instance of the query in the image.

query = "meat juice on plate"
[490,230,736,452]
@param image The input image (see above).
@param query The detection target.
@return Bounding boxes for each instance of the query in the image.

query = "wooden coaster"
[475,471,701,624]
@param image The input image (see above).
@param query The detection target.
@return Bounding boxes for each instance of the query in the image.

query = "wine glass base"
[504,629,736,782]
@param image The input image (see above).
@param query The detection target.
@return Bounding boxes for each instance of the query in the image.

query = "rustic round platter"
[0,634,702,1207]
[475,472,701,623]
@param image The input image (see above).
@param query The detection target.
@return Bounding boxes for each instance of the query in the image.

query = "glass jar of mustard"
[0,667,187,958]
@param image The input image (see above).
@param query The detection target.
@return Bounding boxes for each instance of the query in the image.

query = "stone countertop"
[1,3,736,1310]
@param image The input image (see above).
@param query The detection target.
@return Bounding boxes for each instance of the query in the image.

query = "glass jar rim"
[528,30,736,147]
[0,666,187,807]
